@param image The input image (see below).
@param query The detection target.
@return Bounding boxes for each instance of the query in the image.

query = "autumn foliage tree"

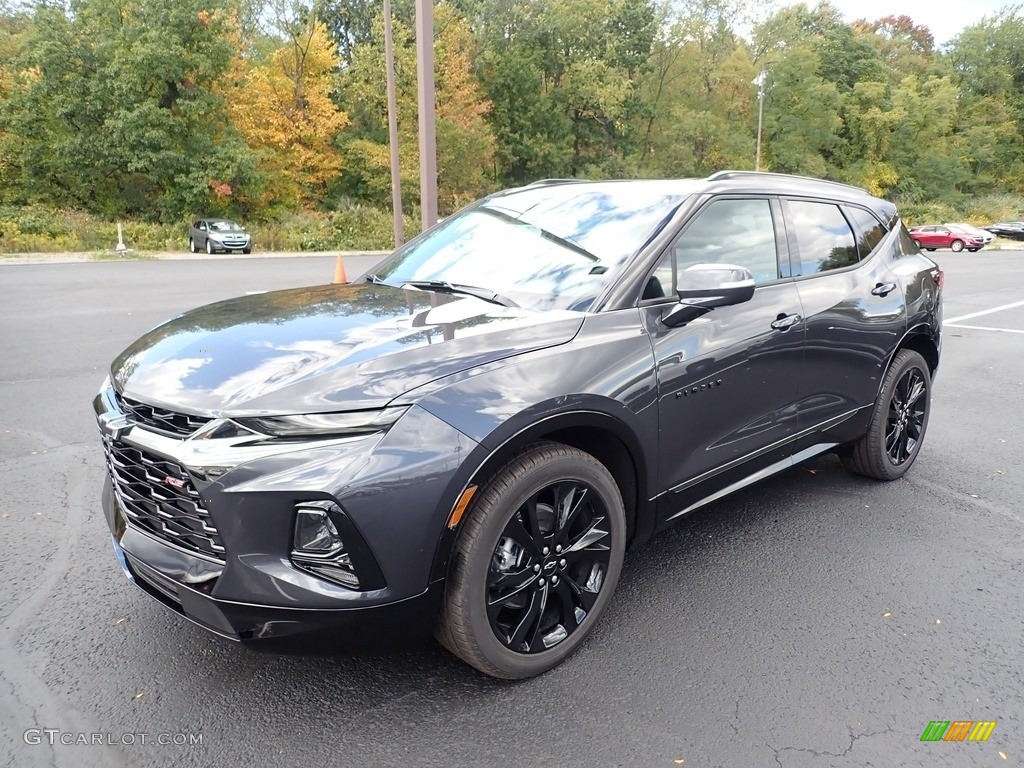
[225,18,348,210]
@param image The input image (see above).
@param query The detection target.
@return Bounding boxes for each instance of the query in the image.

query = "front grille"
[115,392,213,438]
[103,437,226,561]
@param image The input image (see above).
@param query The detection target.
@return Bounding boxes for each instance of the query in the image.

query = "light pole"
[383,0,404,247]
[415,0,438,231]
[754,69,767,172]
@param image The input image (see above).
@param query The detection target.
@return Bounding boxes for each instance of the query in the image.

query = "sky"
[825,0,1008,45]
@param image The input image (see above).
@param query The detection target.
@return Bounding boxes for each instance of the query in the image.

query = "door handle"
[770,313,801,331]
[871,282,897,297]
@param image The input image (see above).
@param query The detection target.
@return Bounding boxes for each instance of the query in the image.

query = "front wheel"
[840,349,931,480]
[437,442,626,679]
[205,238,214,254]
[950,239,965,252]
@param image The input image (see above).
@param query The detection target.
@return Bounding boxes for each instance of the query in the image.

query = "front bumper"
[96,386,478,643]
[106,485,442,645]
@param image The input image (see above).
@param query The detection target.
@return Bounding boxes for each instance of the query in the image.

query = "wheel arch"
[427,409,654,584]
[875,325,939,401]
[895,325,939,374]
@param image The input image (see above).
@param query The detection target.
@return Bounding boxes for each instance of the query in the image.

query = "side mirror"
[662,263,756,328]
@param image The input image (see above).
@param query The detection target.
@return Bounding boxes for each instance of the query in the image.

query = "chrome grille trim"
[114,392,213,438]
[102,436,226,562]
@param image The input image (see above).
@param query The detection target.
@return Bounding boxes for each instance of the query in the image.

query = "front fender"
[407,310,660,582]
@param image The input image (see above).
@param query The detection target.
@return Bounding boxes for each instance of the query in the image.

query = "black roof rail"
[706,170,870,194]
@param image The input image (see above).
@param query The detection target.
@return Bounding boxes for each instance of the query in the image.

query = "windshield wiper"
[400,280,519,308]
[476,207,601,263]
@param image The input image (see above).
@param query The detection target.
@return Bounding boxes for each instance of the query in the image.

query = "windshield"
[210,220,242,232]
[374,182,692,310]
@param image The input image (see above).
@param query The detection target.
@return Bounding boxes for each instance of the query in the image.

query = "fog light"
[291,501,361,589]
[294,507,344,554]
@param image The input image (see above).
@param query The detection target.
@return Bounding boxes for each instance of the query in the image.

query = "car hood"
[111,282,585,415]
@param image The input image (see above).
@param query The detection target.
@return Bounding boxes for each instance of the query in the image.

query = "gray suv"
[96,172,942,679]
[188,218,252,254]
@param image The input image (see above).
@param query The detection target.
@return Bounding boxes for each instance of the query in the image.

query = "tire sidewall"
[951,240,964,252]
[455,450,625,678]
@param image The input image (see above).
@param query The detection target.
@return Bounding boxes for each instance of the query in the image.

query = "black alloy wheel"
[841,349,931,480]
[437,442,625,679]
[885,365,928,466]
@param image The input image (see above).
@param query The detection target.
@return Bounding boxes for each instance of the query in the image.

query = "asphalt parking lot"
[1,249,1022,768]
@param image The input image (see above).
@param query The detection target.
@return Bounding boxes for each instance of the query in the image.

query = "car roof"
[495,171,896,224]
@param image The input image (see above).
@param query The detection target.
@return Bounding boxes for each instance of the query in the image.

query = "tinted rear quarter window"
[844,206,887,259]
[784,199,858,275]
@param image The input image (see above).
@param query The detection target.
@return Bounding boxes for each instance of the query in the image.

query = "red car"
[908,225,985,252]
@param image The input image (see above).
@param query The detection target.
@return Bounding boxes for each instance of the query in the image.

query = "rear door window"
[784,200,858,276]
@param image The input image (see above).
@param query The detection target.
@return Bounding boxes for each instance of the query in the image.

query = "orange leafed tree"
[226,21,348,209]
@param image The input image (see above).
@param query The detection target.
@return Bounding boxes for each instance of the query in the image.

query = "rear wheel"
[968,248,979,252]
[912,239,922,249]
[950,239,965,252]
[188,237,196,253]
[926,248,936,251]
[437,442,626,679]
[841,349,931,481]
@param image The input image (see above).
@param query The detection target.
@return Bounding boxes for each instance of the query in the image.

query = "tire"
[950,239,964,252]
[968,248,979,252]
[926,248,936,251]
[436,441,626,679]
[242,247,251,254]
[188,237,196,253]
[841,349,931,481]
[912,239,922,249]
[205,238,214,254]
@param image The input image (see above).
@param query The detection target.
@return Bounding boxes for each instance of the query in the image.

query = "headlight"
[236,407,408,438]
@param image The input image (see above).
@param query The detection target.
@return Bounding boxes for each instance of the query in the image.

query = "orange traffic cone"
[333,254,347,284]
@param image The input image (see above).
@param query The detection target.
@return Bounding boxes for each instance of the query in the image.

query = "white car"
[945,222,994,245]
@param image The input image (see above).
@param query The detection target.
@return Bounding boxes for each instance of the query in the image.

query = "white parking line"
[946,324,1024,335]
[945,299,1024,324]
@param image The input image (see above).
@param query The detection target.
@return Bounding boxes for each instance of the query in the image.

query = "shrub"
[0,205,423,253]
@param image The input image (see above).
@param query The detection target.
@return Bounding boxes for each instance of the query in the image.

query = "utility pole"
[383,0,404,247]
[415,0,438,231]
[754,68,768,172]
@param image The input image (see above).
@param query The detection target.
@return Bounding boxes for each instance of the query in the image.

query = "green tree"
[475,0,656,183]
[760,45,842,176]
[0,0,257,221]
[336,3,496,213]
